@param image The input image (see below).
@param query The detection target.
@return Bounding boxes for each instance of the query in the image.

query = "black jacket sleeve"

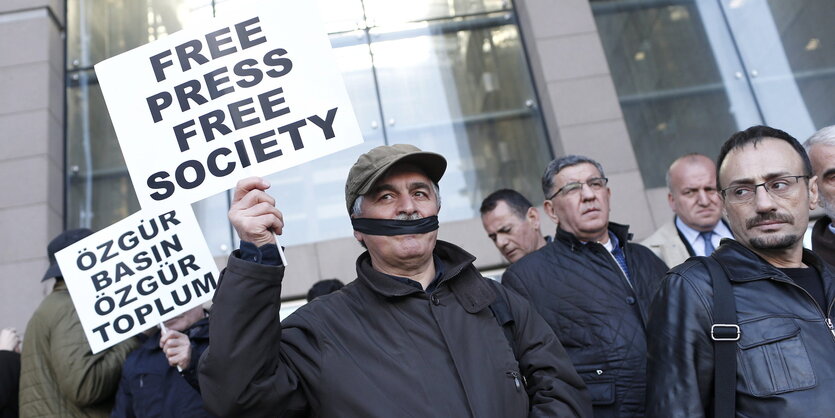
[0,350,20,417]
[646,270,714,418]
[499,286,593,418]
[197,252,321,418]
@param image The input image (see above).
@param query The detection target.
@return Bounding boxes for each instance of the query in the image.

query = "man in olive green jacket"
[19,229,140,417]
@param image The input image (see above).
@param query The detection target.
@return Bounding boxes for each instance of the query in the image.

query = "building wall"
[0,0,66,332]
[1,0,667,327]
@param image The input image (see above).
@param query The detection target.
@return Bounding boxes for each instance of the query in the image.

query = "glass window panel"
[66,70,140,230]
[370,13,551,221]
[67,0,212,69]
[592,0,759,188]
[363,0,507,26]
[733,0,835,135]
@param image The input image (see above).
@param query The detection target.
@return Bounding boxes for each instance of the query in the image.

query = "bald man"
[642,154,733,267]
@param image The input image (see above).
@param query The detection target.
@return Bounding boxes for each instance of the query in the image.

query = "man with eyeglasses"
[647,125,835,417]
[502,155,668,417]
[642,154,733,268]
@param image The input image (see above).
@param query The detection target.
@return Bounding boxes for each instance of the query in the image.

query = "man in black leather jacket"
[647,125,835,417]
[503,155,668,417]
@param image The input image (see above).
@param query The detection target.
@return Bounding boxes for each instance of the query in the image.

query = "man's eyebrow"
[727,171,792,185]
[408,181,432,190]
[368,184,397,195]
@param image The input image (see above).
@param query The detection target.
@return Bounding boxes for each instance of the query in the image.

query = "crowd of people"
[6,123,835,417]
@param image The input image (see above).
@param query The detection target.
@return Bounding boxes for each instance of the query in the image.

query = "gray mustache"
[395,213,422,221]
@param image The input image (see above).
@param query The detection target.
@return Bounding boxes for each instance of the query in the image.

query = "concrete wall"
[0,0,66,332]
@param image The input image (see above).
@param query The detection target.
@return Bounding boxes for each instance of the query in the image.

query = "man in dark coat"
[112,306,212,417]
[0,328,20,418]
[198,144,592,417]
[502,155,668,417]
[804,125,835,266]
[647,125,835,417]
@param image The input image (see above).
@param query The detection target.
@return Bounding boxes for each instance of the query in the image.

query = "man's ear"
[543,200,559,225]
[526,207,541,229]
[667,192,675,211]
[809,175,820,210]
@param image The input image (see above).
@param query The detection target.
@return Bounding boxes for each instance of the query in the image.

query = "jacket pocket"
[577,367,615,406]
[737,317,816,396]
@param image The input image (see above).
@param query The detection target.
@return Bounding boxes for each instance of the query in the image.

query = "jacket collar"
[355,240,495,312]
[713,238,832,283]
[555,221,633,249]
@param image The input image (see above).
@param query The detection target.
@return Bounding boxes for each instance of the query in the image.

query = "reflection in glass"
[592,0,748,188]
[371,14,551,220]
[364,0,507,26]
[67,0,212,69]
[758,0,835,133]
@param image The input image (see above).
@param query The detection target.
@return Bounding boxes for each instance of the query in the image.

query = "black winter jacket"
[112,317,213,418]
[502,223,668,417]
[647,239,835,418]
[198,240,591,418]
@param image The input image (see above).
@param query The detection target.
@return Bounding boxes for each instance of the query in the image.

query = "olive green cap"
[345,144,447,214]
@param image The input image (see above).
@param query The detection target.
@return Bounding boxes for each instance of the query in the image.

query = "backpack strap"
[702,256,739,418]
[487,280,519,361]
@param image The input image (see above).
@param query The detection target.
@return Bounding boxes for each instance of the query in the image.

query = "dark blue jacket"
[112,317,213,418]
[503,223,668,418]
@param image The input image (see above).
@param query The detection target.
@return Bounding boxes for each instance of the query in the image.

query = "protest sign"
[55,205,219,353]
[95,0,363,210]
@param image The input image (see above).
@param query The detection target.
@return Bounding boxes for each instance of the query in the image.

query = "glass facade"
[65,0,552,253]
[592,0,835,189]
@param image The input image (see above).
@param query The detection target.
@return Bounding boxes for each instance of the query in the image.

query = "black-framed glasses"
[548,177,609,200]
[720,175,809,204]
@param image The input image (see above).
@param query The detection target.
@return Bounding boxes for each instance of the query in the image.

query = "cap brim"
[42,262,61,282]
[356,151,447,197]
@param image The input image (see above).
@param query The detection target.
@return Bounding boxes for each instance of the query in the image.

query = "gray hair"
[352,182,442,217]
[541,155,606,198]
[803,125,835,153]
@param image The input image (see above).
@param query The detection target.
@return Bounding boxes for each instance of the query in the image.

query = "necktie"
[700,231,715,256]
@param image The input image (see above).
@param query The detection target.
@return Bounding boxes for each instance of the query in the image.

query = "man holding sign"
[199,145,592,417]
[19,229,140,417]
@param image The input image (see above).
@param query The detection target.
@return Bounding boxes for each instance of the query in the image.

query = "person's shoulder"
[640,221,677,246]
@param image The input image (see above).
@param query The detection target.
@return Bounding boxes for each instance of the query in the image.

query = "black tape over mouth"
[351,216,439,236]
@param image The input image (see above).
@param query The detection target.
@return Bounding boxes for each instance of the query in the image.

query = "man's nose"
[496,234,509,248]
[753,185,778,212]
[580,183,596,200]
[396,195,418,215]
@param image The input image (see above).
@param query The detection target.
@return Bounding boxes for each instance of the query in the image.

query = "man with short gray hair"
[502,155,668,417]
[804,125,835,266]
[199,144,592,417]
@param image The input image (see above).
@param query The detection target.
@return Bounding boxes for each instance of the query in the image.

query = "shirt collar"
[675,216,733,244]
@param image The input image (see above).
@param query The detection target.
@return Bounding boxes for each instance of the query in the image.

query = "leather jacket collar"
[712,238,831,284]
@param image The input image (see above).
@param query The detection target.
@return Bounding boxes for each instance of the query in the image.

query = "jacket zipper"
[506,371,523,392]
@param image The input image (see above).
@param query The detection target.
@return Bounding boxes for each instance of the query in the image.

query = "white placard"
[95,0,363,210]
[55,206,219,353]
